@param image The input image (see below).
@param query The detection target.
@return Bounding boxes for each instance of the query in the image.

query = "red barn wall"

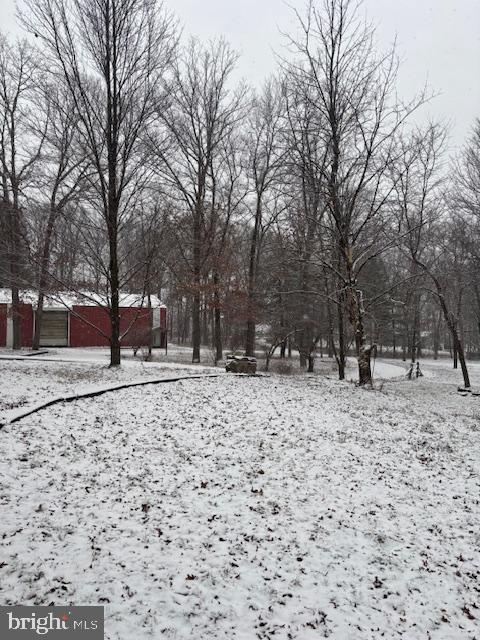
[70,305,153,347]
[70,306,111,347]
[0,304,7,347]
[20,304,33,348]
[0,303,33,347]
[0,302,160,348]
[120,307,152,347]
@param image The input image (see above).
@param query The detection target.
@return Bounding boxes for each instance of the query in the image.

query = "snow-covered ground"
[0,357,479,639]
[0,345,218,369]
[0,350,218,424]
[0,347,408,425]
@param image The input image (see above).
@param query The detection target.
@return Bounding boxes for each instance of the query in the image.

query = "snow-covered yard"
[0,358,479,639]
[0,350,217,424]
[0,347,407,423]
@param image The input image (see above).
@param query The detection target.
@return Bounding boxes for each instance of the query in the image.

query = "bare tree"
[282,70,327,372]
[244,79,285,356]
[392,124,471,389]
[209,133,247,363]
[453,119,480,344]
[22,0,177,365]
[0,35,45,349]
[29,84,89,350]
[284,0,427,385]
[154,38,246,362]
[453,119,480,221]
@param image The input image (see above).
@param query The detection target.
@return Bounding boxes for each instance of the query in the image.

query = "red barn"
[0,290,167,349]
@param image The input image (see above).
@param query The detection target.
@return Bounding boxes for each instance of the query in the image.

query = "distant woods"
[0,0,479,385]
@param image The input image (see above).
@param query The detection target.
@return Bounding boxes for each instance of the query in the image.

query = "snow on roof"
[0,288,166,309]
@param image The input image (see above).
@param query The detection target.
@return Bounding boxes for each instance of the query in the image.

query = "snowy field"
[0,356,479,639]
[0,349,217,424]
[0,348,406,425]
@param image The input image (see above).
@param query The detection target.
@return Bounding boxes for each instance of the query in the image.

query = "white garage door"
[39,310,69,346]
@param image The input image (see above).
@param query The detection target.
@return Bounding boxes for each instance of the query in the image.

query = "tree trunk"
[147,292,152,358]
[337,240,371,384]
[192,287,201,363]
[306,334,320,373]
[299,343,307,369]
[213,271,222,363]
[433,313,440,360]
[107,187,121,366]
[410,297,419,363]
[337,297,346,380]
[245,319,255,357]
[474,283,480,345]
[411,330,417,364]
[201,299,209,346]
[324,278,335,360]
[192,202,202,363]
[357,344,372,386]
[348,280,372,386]
[245,198,262,357]
[109,286,121,367]
[421,263,470,388]
[355,319,372,386]
[392,315,396,357]
[9,201,22,350]
[32,292,45,352]
[402,317,407,361]
[105,53,121,368]
[307,353,315,372]
[454,334,469,388]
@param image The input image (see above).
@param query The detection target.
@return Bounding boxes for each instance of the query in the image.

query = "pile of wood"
[225,354,257,375]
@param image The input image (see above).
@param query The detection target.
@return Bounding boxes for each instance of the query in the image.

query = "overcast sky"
[3,0,479,151]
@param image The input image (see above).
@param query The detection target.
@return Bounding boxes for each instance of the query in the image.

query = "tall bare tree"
[454,119,480,221]
[154,38,246,362]
[23,0,177,365]
[285,0,427,384]
[282,71,328,371]
[0,36,45,349]
[29,84,89,350]
[392,124,471,388]
[244,79,285,356]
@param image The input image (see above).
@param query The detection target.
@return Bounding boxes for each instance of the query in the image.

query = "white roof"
[0,288,165,309]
